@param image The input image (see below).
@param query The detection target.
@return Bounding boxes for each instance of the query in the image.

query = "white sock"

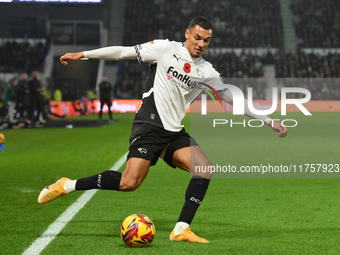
[174,222,189,235]
[63,180,76,194]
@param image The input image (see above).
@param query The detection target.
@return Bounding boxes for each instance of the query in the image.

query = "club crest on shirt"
[138,148,147,154]
[197,68,204,78]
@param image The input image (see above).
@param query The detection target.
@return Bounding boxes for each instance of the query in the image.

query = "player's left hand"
[270,121,287,138]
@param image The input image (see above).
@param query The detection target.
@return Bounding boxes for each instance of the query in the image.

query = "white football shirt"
[134,39,224,132]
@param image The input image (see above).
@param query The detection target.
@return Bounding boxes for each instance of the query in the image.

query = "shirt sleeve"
[202,66,226,93]
[84,46,137,60]
[134,39,169,63]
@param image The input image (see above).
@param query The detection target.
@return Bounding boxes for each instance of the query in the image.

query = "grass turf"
[0,112,339,254]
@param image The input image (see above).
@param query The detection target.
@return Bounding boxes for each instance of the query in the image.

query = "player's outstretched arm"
[220,89,288,138]
[60,52,84,66]
[60,46,137,66]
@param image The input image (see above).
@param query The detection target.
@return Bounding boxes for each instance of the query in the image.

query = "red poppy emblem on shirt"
[183,63,191,73]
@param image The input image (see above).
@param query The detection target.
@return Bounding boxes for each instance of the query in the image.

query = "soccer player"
[38,16,287,243]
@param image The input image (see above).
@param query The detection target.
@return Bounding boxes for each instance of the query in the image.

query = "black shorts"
[127,123,198,168]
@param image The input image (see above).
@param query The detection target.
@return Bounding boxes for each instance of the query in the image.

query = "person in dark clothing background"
[98,75,113,121]
[28,71,43,125]
[15,73,30,121]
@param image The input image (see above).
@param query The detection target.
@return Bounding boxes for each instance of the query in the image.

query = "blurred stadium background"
[0,0,339,127]
[1,1,340,254]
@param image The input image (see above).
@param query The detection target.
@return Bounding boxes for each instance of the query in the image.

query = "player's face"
[185,25,212,58]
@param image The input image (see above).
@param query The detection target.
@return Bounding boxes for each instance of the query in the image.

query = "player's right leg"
[162,141,212,243]
[107,100,113,120]
[37,157,151,204]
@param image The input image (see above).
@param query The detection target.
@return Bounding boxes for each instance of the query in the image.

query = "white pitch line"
[23,152,128,255]
[110,151,128,171]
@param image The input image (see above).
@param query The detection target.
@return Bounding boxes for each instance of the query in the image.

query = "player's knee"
[119,179,140,191]
[170,147,191,171]
[192,169,212,180]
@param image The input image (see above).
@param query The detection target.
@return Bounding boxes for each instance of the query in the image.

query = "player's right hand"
[60,52,84,66]
[271,121,288,138]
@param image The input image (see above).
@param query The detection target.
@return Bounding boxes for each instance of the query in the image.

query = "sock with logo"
[75,170,121,191]
[176,175,210,227]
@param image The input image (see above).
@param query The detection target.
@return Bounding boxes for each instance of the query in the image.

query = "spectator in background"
[28,71,44,125]
[87,88,97,112]
[123,0,283,48]
[4,78,17,123]
[53,89,62,102]
[15,73,30,121]
[0,82,7,123]
[205,50,266,99]
[291,0,340,48]
[0,41,47,73]
[274,51,340,100]
[113,76,123,99]
[81,93,90,115]
[40,85,52,122]
[98,76,113,121]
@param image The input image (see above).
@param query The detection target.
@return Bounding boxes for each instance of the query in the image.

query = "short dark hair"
[188,16,213,31]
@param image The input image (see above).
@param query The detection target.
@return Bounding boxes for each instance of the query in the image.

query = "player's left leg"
[99,99,104,120]
[162,145,213,243]
[37,157,151,204]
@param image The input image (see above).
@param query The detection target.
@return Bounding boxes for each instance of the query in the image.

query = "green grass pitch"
[1,112,339,254]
